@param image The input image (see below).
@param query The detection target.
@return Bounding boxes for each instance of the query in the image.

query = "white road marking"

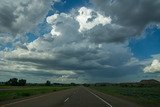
[87,89,113,107]
[64,97,69,102]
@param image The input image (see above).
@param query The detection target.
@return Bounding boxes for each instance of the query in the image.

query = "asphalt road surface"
[0,86,141,107]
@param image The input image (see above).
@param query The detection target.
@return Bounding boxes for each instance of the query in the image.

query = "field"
[90,84,160,106]
[0,86,70,102]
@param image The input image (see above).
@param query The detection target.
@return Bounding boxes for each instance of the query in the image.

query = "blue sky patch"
[129,27,160,60]
[53,0,90,13]
[26,33,38,43]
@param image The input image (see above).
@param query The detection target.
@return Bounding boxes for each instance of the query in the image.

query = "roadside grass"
[0,86,70,101]
[90,85,160,106]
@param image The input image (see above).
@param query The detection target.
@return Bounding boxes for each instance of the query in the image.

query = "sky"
[0,0,160,83]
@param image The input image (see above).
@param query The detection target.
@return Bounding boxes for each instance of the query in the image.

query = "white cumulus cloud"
[144,59,160,73]
[76,7,111,32]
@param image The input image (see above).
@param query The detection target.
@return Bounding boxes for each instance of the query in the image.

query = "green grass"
[0,86,70,101]
[90,85,160,106]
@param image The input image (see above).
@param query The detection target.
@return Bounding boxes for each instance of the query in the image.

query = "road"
[0,86,141,107]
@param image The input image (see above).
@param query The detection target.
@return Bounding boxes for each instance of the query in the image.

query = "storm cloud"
[0,0,56,35]
[0,0,160,83]
[89,0,160,43]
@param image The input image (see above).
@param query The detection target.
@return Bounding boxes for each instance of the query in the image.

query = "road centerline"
[64,97,69,103]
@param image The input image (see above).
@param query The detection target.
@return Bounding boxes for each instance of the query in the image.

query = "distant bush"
[18,79,26,86]
[83,83,90,87]
[45,80,51,86]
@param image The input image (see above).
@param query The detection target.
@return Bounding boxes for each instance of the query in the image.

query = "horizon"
[1,78,159,84]
[0,0,160,83]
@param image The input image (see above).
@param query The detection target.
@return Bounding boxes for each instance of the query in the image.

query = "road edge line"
[87,89,113,107]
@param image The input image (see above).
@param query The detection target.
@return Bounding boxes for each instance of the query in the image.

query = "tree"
[45,80,51,86]
[18,79,26,86]
[7,78,18,86]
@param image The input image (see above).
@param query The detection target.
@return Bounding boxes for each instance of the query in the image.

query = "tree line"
[4,78,50,86]
[2,78,78,86]
[5,78,26,86]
